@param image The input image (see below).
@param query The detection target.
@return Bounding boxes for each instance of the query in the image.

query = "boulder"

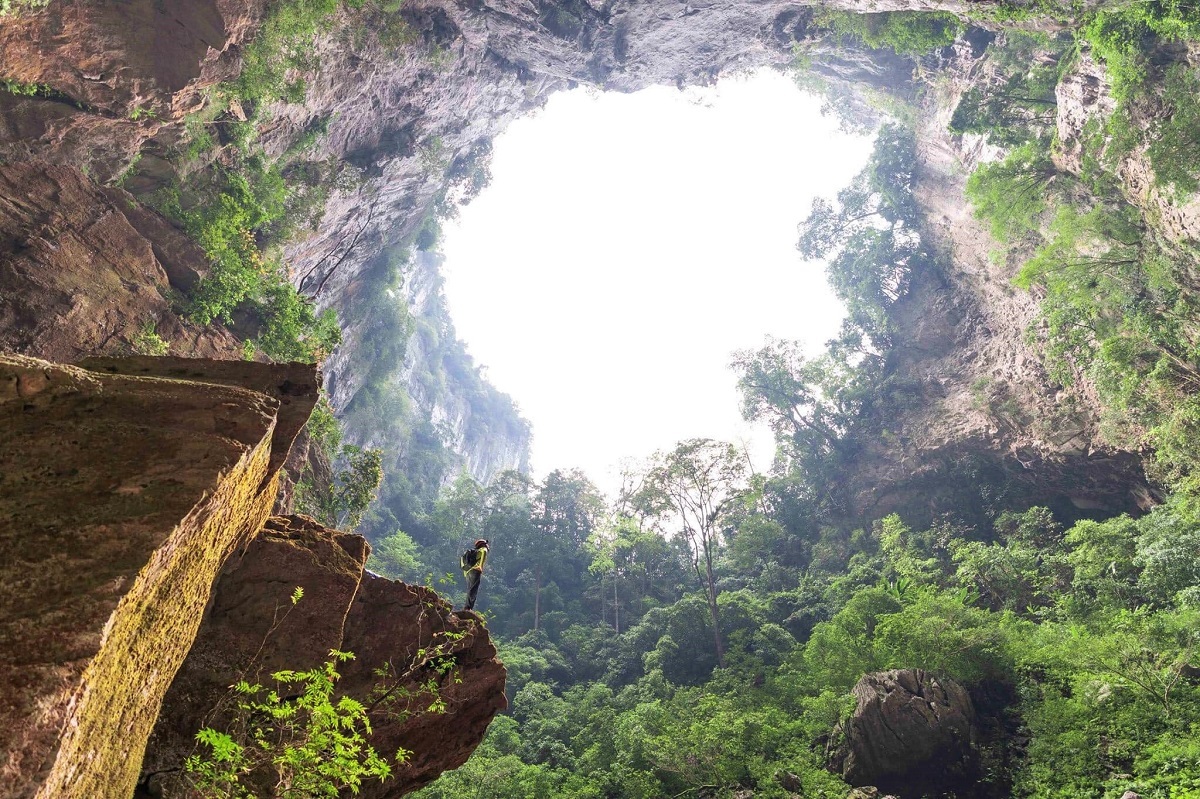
[832,669,979,797]
[140,514,507,798]
[0,354,316,799]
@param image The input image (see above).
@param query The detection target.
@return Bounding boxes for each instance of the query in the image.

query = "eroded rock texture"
[0,355,317,799]
[833,669,979,798]
[0,162,241,362]
[140,514,507,799]
[0,0,1160,524]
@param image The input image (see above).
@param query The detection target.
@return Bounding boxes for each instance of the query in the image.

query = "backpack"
[460,547,479,570]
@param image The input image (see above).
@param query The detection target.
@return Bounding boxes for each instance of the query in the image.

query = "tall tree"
[529,469,606,630]
[797,124,935,349]
[629,439,749,668]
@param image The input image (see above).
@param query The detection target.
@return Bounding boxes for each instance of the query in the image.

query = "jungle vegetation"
[398,5,1200,798]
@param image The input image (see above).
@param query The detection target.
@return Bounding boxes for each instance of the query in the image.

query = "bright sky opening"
[441,68,874,495]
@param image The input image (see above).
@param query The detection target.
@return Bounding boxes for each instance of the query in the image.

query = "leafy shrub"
[129,320,170,355]
[251,273,342,362]
[818,10,962,56]
[186,651,394,798]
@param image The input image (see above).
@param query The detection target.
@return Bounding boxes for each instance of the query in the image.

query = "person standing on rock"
[460,539,489,611]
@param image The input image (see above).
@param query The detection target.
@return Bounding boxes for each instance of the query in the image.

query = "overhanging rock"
[0,354,317,799]
[140,514,508,798]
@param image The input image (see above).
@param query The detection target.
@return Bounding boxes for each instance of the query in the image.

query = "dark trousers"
[464,569,482,610]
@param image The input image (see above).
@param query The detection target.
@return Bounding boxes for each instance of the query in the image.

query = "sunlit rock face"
[139,514,507,799]
[0,355,316,799]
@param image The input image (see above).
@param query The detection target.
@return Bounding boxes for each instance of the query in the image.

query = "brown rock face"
[0,162,241,362]
[0,0,264,122]
[833,669,979,798]
[141,514,506,799]
[0,355,317,799]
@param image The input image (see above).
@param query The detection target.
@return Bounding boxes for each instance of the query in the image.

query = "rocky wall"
[0,355,317,799]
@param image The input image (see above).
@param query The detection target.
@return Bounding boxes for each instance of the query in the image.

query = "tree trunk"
[534,563,541,631]
[704,543,724,668]
[613,569,619,635]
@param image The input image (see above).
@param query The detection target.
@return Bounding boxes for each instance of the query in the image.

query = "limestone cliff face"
[833,35,1156,526]
[329,249,531,487]
[0,0,1169,518]
[0,355,317,799]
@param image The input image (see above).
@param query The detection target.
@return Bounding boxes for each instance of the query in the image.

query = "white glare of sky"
[441,68,874,497]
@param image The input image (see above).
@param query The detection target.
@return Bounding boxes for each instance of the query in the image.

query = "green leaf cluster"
[186,652,394,798]
[815,10,963,57]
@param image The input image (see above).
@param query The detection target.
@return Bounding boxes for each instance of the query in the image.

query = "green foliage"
[335,445,384,529]
[296,394,383,531]
[228,0,342,106]
[797,124,935,350]
[0,0,48,16]
[129,320,170,356]
[252,274,343,362]
[731,339,863,467]
[307,394,343,458]
[162,137,344,362]
[368,530,423,581]
[966,143,1058,242]
[298,443,384,531]
[816,10,962,56]
[1082,0,1200,103]
[341,0,417,51]
[1009,194,1200,481]
[186,651,395,798]
[0,78,53,96]
[1146,64,1200,196]
[949,32,1064,147]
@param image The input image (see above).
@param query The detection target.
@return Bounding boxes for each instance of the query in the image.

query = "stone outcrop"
[832,669,980,798]
[0,354,317,799]
[140,514,507,798]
